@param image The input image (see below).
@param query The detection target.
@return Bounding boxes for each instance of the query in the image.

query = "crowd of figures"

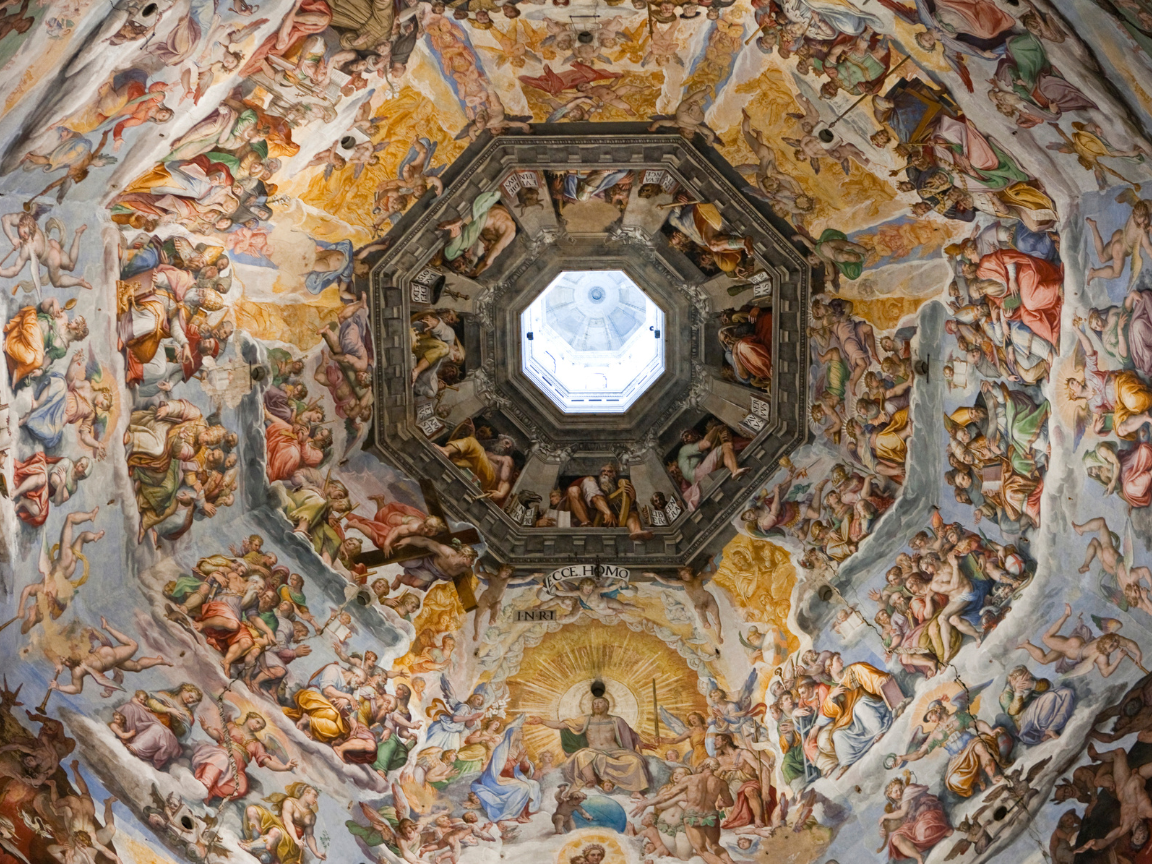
[5,0,1152,854]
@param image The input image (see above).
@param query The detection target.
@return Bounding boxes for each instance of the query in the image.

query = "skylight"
[520,270,665,414]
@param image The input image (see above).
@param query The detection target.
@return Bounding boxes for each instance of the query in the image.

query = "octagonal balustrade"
[364,128,812,570]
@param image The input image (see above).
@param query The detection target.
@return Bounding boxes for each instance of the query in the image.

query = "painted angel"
[611,21,649,63]
[348,139,390,181]
[9,507,102,635]
[786,92,821,134]
[656,707,709,766]
[478,20,544,69]
[180,17,269,103]
[782,130,869,176]
[425,676,491,751]
[307,142,348,183]
[643,19,682,68]
[704,671,763,751]
[350,784,425,864]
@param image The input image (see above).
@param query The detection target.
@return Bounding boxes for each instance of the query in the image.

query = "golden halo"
[556,830,631,864]
[1052,348,1086,433]
[557,678,640,730]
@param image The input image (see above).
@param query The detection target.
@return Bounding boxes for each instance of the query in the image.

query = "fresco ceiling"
[3,0,1152,861]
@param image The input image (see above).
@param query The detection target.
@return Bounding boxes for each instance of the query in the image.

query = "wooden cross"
[352,478,479,611]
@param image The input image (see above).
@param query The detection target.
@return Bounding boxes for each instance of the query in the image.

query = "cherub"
[306,142,347,183]
[424,811,494,862]
[49,616,172,697]
[372,137,444,227]
[1073,517,1152,598]
[10,508,103,635]
[0,208,92,290]
[473,562,515,641]
[347,139,390,181]
[570,77,643,118]
[1018,603,1144,678]
[179,19,268,104]
[550,577,643,616]
[552,784,592,833]
[1085,189,1152,285]
[644,18,684,68]
[649,87,718,145]
[645,567,723,640]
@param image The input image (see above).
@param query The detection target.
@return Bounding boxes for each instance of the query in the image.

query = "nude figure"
[13,508,103,635]
[649,88,719,145]
[1074,743,1152,852]
[645,567,723,640]
[1086,196,1152,285]
[738,109,807,203]
[473,563,514,641]
[551,577,643,616]
[632,760,737,864]
[1073,517,1152,595]
[44,761,119,864]
[0,211,92,290]
[783,131,869,176]
[1018,603,1144,678]
[50,617,172,696]
[924,543,984,656]
[461,91,532,142]
[390,536,477,592]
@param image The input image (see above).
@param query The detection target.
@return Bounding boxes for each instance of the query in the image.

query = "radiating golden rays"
[507,621,708,762]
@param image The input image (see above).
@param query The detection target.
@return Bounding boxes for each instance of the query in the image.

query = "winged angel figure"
[351,782,424,864]
[704,671,764,751]
[425,675,503,751]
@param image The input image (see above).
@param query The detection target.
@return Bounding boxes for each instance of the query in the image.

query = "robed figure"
[529,695,653,792]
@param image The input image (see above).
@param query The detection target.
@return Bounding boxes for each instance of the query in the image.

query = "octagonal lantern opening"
[520,270,665,414]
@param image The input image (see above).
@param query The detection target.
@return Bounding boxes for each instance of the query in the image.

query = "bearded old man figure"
[566,463,654,540]
[528,696,655,792]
